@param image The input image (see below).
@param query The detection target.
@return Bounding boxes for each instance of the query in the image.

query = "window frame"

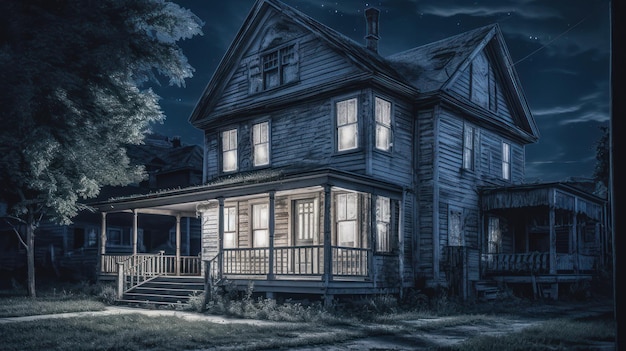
[221,128,238,173]
[334,192,360,248]
[223,205,238,249]
[448,206,464,247]
[463,123,475,171]
[293,198,317,245]
[251,202,270,248]
[502,141,511,180]
[374,96,393,152]
[375,195,393,253]
[334,97,360,153]
[260,43,299,91]
[252,120,271,168]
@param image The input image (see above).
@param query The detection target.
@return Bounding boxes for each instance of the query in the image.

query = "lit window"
[253,122,270,167]
[375,97,392,151]
[252,203,269,247]
[463,124,474,170]
[502,142,511,180]
[376,196,391,252]
[336,193,358,247]
[336,98,358,151]
[222,129,238,172]
[223,206,237,248]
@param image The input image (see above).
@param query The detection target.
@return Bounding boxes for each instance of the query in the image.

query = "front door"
[293,199,317,274]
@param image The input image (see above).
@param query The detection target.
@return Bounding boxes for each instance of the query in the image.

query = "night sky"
[151,0,611,183]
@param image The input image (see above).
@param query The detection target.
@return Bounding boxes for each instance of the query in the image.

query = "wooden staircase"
[118,276,205,307]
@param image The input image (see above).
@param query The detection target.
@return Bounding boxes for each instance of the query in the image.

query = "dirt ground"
[285,298,616,351]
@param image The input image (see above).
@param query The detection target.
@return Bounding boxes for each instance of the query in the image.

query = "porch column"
[549,191,556,274]
[99,212,107,274]
[217,197,224,279]
[132,209,138,256]
[323,185,332,285]
[268,191,275,280]
[175,214,181,275]
[572,198,579,274]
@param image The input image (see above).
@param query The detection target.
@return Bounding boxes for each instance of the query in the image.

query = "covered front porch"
[479,182,608,298]
[92,169,405,298]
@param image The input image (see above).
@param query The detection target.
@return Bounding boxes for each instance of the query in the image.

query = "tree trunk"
[26,213,36,298]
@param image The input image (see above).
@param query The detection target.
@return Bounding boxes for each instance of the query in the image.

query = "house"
[88,0,608,303]
[0,134,204,284]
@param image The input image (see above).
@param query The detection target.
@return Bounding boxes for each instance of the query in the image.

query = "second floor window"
[463,124,475,170]
[375,97,392,151]
[336,98,358,151]
[222,129,238,172]
[253,121,270,167]
[502,142,511,180]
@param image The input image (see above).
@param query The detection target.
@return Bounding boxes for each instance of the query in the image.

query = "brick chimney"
[364,7,380,53]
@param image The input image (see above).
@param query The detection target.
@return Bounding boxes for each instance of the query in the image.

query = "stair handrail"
[117,252,166,298]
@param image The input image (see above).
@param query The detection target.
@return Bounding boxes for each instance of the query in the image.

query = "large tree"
[0,0,203,297]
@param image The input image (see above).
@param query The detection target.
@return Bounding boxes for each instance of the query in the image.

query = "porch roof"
[479,182,605,221]
[85,167,403,216]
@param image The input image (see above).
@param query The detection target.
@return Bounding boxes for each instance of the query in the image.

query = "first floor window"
[223,206,237,248]
[295,199,315,244]
[336,193,358,247]
[252,203,269,247]
[336,98,358,151]
[488,217,501,254]
[107,228,129,246]
[449,208,463,246]
[222,129,238,172]
[502,142,511,180]
[376,196,391,252]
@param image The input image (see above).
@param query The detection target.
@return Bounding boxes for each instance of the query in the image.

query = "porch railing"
[220,245,369,277]
[103,253,201,275]
[117,252,166,296]
[482,252,598,274]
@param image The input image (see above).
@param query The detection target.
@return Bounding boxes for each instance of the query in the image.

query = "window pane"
[338,221,356,247]
[223,150,237,172]
[254,144,269,166]
[224,232,235,248]
[338,124,357,150]
[376,125,390,151]
[375,98,391,125]
[336,193,346,220]
[346,193,357,220]
[254,229,268,247]
[488,217,501,254]
[376,223,390,252]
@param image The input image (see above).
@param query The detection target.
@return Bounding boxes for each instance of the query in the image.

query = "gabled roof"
[188,0,413,127]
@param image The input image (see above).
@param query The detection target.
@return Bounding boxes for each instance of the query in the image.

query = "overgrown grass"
[0,314,356,351]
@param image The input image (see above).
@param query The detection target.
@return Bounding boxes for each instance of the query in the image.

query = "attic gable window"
[253,121,270,167]
[222,128,238,173]
[248,43,298,93]
[502,141,511,180]
[336,98,358,151]
[375,97,392,151]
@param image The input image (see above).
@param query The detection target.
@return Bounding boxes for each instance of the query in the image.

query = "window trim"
[502,141,511,180]
[334,96,360,153]
[221,128,238,174]
[251,120,271,168]
[223,204,238,249]
[374,96,393,153]
[462,123,475,171]
[334,191,360,248]
[250,201,270,248]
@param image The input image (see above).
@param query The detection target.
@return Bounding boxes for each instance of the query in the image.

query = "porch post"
[131,209,138,255]
[99,212,107,275]
[572,198,579,274]
[217,197,224,279]
[268,191,275,280]
[323,185,333,285]
[549,190,556,274]
[175,214,181,275]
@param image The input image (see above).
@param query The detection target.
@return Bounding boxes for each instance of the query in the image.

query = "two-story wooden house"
[89,0,608,303]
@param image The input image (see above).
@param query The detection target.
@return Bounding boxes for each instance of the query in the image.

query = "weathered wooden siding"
[211,31,362,116]
[370,93,414,186]
[416,109,435,279]
[199,201,219,260]
[448,49,514,126]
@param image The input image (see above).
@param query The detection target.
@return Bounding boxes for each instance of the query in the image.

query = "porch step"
[120,276,205,306]
[474,281,501,301]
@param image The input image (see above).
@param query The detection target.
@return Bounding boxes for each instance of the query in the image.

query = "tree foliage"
[0,0,203,296]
